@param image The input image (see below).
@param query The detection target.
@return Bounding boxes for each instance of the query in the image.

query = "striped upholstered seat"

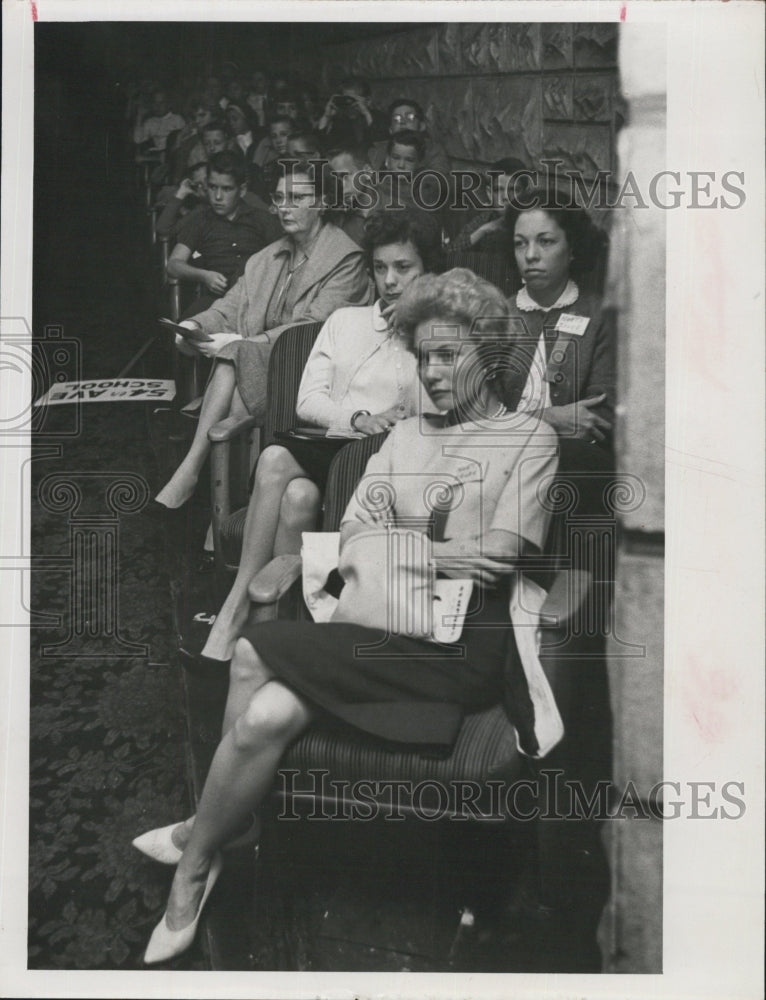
[218,321,324,568]
[442,248,520,298]
[277,433,525,818]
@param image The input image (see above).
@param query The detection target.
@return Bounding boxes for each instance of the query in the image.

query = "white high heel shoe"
[132,821,187,865]
[132,815,261,865]
[144,852,222,965]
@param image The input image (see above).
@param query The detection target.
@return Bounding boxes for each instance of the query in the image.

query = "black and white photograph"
[0,2,763,997]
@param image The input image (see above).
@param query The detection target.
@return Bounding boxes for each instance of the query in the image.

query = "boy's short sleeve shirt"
[174,203,279,283]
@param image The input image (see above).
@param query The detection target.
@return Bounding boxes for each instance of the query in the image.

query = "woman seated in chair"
[135,267,560,964]
[501,185,615,454]
[150,160,372,515]
[194,207,442,666]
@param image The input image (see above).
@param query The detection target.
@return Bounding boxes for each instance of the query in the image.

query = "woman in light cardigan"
[192,207,442,667]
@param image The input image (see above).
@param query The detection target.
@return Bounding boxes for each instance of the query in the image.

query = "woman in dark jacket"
[501,188,615,453]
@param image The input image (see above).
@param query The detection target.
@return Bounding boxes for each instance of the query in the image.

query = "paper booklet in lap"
[301,530,564,757]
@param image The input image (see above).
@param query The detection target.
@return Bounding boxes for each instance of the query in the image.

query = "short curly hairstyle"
[362,207,442,275]
[504,184,608,283]
[395,268,512,374]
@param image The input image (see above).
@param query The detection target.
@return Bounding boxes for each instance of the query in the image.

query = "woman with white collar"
[502,189,615,452]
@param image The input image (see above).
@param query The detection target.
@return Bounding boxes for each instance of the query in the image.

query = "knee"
[229,637,260,685]
[280,478,321,525]
[232,682,306,752]
[254,445,293,486]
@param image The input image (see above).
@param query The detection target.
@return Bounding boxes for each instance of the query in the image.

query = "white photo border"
[1,2,763,998]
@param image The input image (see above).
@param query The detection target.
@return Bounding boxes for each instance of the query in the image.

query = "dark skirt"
[243,584,513,751]
[276,436,352,492]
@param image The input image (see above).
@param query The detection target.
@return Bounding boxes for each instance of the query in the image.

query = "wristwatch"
[350,410,370,431]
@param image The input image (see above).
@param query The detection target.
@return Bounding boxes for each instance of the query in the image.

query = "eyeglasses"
[391,112,419,125]
[270,192,317,208]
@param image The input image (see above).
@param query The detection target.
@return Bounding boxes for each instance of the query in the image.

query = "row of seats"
[134,161,613,953]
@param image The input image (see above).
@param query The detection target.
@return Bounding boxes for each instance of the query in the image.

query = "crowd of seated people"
[134,68,543,243]
[128,65,617,969]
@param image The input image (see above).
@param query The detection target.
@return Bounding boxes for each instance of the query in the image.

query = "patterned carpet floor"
[27,80,213,966]
[27,401,211,970]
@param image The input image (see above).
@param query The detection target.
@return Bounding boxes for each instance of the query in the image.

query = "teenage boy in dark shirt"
[167,150,281,315]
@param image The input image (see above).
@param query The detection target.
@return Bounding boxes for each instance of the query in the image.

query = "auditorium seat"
[208,321,324,576]
[442,247,519,297]
[243,434,616,827]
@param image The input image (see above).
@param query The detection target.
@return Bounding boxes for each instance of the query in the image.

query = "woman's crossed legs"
[163,638,314,930]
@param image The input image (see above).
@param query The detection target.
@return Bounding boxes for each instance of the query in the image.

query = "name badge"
[555,313,590,336]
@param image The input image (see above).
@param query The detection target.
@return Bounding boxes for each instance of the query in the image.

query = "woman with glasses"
[135,268,559,963]
[149,160,372,516]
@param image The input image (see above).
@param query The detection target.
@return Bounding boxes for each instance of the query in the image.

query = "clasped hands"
[543,394,611,443]
[432,538,516,587]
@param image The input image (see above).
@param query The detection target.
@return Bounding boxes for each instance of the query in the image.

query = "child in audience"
[133,89,185,155]
[201,120,230,159]
[252,114,292,169]
[225,103,257,156]
[369,97,451,180]
[155,160,209,239]
[384,130,425,176]
[258,115,295,194]
[327,145,374,247]
[450,157,531,252]
[245,70,270,128]
[166,150,281,314]
[286,129,323,162]
[170,97,218,182]
[318,76,387,149]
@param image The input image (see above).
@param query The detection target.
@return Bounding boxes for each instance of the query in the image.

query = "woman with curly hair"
[134,268,559,964]
[502,188,615,451]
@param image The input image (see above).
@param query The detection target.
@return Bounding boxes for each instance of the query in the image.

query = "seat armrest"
[208,414,260,443]
[248,554,303,604]
[539,569,592,626]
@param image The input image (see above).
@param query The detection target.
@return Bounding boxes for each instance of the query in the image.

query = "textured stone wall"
[598,24,666,974]
[319,22,619,172]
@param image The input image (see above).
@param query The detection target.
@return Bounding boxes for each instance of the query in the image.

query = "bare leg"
[273,477,321,556]
[155,362,245,509]
[170,637,278,852]
[201,446,313,660]
[163,675,314,930]
[222,637,277,735]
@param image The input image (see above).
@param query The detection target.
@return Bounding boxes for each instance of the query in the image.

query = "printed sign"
[34,379,176,406]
